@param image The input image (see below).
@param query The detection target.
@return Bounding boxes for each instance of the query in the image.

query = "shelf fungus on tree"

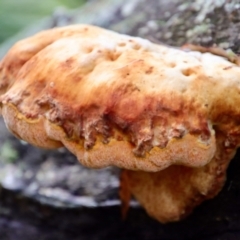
[0,24,240,223]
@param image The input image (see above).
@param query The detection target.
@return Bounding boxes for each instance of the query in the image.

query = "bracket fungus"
[0,24,240,223]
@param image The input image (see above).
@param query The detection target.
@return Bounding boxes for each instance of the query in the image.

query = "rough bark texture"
[0,0,240,239]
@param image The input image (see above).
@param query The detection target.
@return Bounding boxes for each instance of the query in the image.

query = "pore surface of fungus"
[1,24,240,223]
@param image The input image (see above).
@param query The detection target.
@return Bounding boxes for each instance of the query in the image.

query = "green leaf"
[0,0,86,43]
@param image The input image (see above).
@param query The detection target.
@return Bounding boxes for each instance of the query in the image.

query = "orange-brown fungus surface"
[1,25,240,223]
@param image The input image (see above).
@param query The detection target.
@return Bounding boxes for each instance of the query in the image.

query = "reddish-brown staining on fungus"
[181,68,193,76]
[145,66,154,74]
[21,90,31,97]
[61,58,75,69]
[168,127,185,139]
[111,52,121,61]
[35,100,51,112]
[72,76,82,83]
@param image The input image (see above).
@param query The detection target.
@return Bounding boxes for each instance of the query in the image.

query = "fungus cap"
[0,24,228,171]
[1,25,240,222]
